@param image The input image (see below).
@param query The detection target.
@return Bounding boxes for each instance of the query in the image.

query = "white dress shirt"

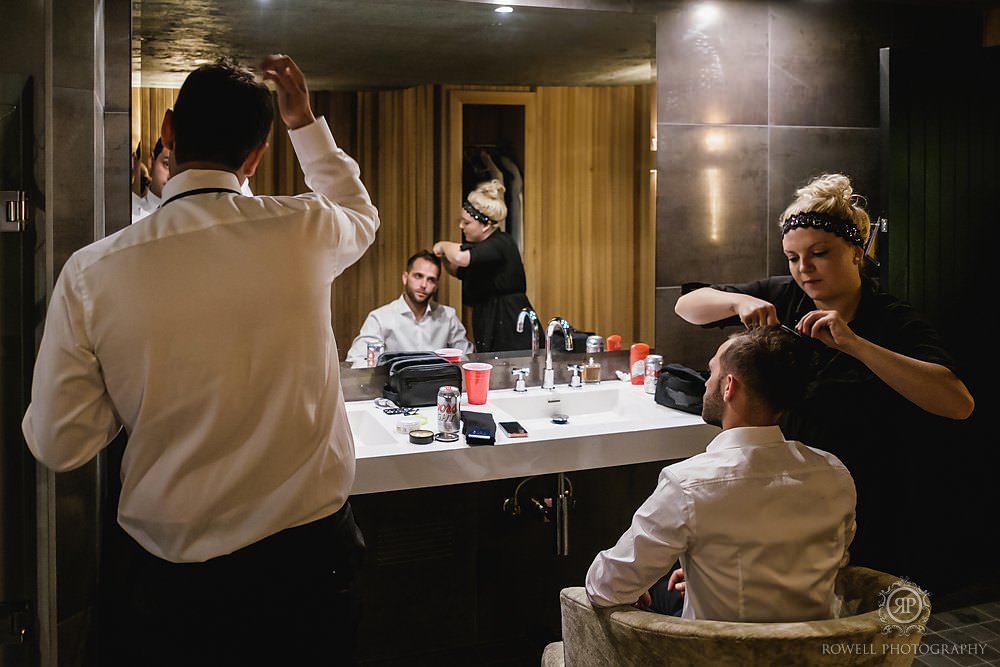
[23,117,379,563]
[131,189,161,223]
[132,180,253,224]
[586,426,856,622]
[344,295,473,367]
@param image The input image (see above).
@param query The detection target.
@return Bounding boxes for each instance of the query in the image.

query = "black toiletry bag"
[654,363,709,415]
[382,353,463,407]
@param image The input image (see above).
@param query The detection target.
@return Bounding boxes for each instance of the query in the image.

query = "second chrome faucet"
[543,317,574,390]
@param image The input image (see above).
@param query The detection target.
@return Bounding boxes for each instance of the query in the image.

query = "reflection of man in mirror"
[345,250,473,367]
[132,137,256,224]
[131,137,171,222]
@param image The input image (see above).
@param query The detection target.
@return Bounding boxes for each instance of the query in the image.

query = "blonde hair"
[466,179,507,224]
[779,173,871,245]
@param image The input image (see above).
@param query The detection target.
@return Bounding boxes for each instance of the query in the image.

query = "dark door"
[881,46,1000,598]
[1,73,37,666]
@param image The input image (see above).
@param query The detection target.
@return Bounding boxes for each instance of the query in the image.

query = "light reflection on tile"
[656,124,768,287]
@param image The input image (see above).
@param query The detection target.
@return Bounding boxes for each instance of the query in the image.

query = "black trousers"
[106,503,365,667]
[646,561,685,617]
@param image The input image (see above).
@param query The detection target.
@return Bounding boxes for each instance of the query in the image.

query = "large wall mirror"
[131,0,657,359]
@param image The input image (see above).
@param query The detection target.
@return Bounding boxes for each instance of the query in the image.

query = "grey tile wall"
[654,286,728,370]
[656,124,769,286]
[769,3,890,128]
[656,2,769,125]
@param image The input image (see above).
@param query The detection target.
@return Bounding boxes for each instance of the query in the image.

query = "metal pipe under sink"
[556,472,570,556]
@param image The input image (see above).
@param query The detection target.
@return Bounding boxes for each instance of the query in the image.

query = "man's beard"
[405,285,432,305]
[701,383,723,428]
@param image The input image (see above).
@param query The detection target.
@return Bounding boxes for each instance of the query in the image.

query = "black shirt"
[456,230,533,352]
[684,275,961,578]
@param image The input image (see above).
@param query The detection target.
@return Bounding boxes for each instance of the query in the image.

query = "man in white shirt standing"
[131,136,170,222]
[587,326,857,623]
[23,54,378,665]
[345,250,473,366]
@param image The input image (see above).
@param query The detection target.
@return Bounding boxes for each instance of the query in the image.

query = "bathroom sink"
[489,383,647,432]
[347,409,399,447]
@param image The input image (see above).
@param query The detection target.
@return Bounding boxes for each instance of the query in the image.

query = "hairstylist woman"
[674,173,974,577]
[433,179,534,353]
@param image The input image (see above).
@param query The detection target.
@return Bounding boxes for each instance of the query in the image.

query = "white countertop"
[348,381,719,495]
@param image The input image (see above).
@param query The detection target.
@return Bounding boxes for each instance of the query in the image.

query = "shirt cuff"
[288,116,337,163]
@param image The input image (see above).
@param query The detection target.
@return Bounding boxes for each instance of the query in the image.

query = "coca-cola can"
[644,354,663,394]
[437,385,461,433]
[366,340,385,368]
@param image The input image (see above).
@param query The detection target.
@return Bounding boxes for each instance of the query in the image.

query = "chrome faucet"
[517,307,542,358]
[543,317,574,390]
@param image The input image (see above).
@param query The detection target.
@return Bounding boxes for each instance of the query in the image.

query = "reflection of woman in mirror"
[433,179,534,352]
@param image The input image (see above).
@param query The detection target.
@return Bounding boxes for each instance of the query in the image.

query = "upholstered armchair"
[542,566,927,667]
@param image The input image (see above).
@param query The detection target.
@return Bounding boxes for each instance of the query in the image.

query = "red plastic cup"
[435,348,463,363]
[462,362,493,405]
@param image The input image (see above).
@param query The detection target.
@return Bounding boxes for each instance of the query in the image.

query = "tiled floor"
[915,600,1000,666]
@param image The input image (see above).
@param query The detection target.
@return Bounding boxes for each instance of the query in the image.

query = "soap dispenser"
[582,357,601,384]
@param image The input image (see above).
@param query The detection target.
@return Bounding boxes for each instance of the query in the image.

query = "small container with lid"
[585,335,605,354]
[581,357,602,384]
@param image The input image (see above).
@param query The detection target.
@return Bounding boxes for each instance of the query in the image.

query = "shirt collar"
[395,294,435,319]
[160,169,243,203]
[705,425,787,452]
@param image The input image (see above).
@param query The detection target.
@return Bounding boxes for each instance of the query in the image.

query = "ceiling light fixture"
[495,6,514,13]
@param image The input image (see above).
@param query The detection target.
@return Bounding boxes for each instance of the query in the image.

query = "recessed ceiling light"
[495,6,514,13]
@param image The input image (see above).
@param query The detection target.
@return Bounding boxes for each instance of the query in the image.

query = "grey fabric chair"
[542,566,927,667]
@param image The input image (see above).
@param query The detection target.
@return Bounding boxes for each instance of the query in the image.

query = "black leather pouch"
[382,353,463,407]
[460,411,496,446]
[654,363,709,415]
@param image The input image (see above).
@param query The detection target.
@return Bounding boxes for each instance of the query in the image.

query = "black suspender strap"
[160,187,240,208]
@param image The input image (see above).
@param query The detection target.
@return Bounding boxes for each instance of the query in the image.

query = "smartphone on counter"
[499,421,528,438]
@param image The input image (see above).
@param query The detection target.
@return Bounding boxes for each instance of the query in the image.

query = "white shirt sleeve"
[22,257,122,471]
[585,468,691,607]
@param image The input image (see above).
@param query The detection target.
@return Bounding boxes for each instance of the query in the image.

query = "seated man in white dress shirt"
[345,250,473,366]
[586,325,857,622]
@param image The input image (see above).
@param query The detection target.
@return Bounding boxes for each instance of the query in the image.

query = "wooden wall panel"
[531,85,654,346]
[335,85,437,358]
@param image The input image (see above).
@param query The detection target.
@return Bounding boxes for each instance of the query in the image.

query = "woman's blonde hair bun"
[467,179,507,224]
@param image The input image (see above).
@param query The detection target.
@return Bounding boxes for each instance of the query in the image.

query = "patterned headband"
[780,211,863,247]
[463,201,494,225]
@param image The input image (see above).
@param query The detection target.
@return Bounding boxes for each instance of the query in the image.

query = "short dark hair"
[406,250,441,272]
[171,57,274,170]
[721,326,814,414]
[152,137,164,160]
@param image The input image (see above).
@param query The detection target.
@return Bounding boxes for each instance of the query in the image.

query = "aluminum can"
[366,340,385,368]
[585,335,605,354]
[644,354,663,394]
[437,385,461,433]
